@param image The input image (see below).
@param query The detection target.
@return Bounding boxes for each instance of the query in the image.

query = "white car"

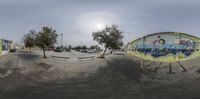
[87,49,96,53]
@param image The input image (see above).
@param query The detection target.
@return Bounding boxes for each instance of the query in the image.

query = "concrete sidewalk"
[30,50,98,62]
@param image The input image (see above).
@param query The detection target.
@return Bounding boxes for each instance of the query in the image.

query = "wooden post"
[169,63,172,74]
[177,61,187,72]
[154,62,163,73]
[140,59,144,70]
[168,63,175,74]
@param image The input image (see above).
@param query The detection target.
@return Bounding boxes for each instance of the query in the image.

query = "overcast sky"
[0,0,200,46]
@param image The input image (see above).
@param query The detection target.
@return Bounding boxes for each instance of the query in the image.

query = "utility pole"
[61,33,63,47]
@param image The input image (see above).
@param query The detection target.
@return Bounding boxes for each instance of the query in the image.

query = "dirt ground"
[0,51,200,99]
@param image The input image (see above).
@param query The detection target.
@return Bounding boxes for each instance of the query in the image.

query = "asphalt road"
[0,51,200,99]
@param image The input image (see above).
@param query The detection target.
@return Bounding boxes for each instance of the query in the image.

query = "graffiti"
[131,33,200,58]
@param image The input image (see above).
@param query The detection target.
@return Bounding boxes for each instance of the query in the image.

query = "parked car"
[65,49,71,52]
[10,48,17,52]
[80,49,87,53]
[44,47,54,51]
[54,47,64,52]
[74,49,80,52]
[87,49,96,53]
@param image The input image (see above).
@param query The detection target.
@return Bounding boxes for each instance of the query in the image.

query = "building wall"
[0,39,13,56]
[0,39,2,55]
[128,32,200,62]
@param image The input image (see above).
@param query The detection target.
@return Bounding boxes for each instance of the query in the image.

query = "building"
[128,32,200,61]
[123,42,130,52]
[0,39,13,56]
[13,43,22,50]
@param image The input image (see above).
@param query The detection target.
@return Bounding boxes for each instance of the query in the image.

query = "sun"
[77,12,120,33]
[95,23,105,31]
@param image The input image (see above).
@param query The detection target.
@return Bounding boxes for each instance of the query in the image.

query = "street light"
[61,33,63,47]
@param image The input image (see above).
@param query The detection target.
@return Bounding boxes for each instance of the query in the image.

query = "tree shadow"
[87,56,144,91]
[0,56,144,99]
[17,53,39,61]
[91,57,143,82]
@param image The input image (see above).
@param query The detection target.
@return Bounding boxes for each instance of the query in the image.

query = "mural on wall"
[128,32,200,62]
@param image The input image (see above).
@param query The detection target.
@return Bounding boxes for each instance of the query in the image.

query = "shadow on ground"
[0,55,145,99]
[17,53,39,61]
[1,55,200,99]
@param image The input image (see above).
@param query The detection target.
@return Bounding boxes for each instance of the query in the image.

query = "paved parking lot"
[1,50,200,99]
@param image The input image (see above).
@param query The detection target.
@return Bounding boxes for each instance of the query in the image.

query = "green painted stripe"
[0,39,2,55]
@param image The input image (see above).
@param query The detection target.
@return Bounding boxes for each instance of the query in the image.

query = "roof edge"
[131,32,200,43]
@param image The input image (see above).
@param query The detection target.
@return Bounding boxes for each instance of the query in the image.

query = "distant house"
[0,39,13,56]
[123,42,130,52]
[14,43,22,50]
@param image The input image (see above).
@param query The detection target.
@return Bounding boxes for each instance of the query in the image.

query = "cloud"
[0,0,200,46]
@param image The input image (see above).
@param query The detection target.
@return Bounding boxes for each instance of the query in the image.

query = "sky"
[0,0,200,47]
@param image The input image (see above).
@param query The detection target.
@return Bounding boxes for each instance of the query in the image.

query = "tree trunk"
[102,47,107,58]
[111,49,114,54]
[29,47,32,53]
[42,48,47,58]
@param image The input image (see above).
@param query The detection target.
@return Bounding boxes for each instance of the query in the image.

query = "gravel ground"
[0,50,200,99]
